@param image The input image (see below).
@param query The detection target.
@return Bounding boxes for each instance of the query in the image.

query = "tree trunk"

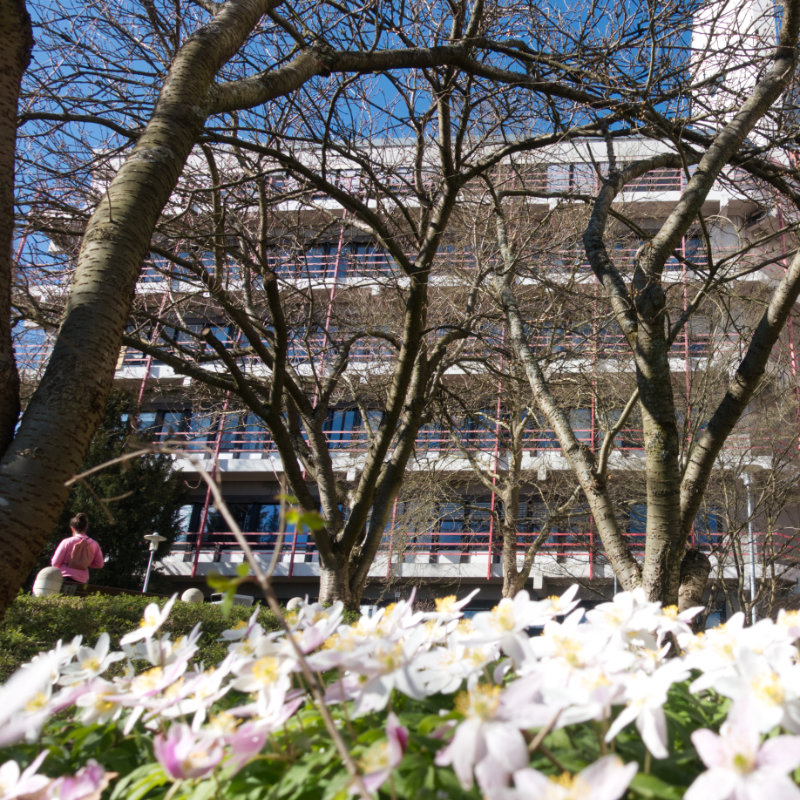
[678,549,711,632]
[318,560,360,610]
[0,0,31,454]
[0,0,275,617]
[500,524,523,598]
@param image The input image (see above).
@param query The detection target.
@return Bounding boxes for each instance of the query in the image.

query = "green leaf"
[298,510,325,531]
[109,763,170,800]
[206,572,239,593]
[629,772,687,800]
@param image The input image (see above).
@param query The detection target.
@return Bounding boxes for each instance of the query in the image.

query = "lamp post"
[142,532,167,594]
[743,471,757,624]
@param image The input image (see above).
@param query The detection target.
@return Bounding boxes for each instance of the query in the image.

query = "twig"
[537,743,568,773]
[185,453,374,800]
[528,709,561,754]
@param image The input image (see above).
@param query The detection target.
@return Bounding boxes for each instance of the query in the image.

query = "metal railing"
[170,528,800,574]
[138,425,784,457]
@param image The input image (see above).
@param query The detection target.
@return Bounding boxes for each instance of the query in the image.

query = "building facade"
[16,128,800,615]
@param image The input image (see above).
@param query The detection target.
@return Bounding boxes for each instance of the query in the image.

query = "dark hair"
[70,513,89,533]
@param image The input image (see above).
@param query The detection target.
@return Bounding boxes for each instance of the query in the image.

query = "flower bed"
[2,586,800,800]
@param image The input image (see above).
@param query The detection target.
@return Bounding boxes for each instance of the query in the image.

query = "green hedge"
[0,593,283,681]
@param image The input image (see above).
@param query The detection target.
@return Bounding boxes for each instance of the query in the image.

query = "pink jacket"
[51,533,104,583]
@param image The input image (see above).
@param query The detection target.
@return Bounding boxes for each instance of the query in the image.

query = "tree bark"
[0,0,31,455]
[0,0,277,617]
[318,559,357,609]
[678,549,712,630]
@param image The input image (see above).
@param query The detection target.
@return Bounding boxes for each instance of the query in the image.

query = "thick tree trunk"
[0,0,275,617]
[678,549,711,631]
[318,561,360,610]
[0,0,31,455]
[502,524,522,598]
[634,284,684,606]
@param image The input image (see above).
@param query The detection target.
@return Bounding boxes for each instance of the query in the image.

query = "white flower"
[45,759,115,800]
[414,640,495,695]
[350,712,408,796]
[686,698,800,800]
[323,627,428,716]
[0,752,50,799]
[0,652,59,747]
[58,633,124,684]
[434,681,554,790]
[153,723,224,780]
[700,649,800,734]
[499,755,637,800]
[605,659,688,759]
[220,609,260,641]
[74,679,124,726]
[120,595,177,645]
[469,587,579,665]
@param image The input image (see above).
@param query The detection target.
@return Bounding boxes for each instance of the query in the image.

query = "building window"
[323,408,362,449]
[628,503,647,550]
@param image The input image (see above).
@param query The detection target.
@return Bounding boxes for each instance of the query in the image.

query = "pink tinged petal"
[47,760,115,800]
[485,724,529,775]
[511,768,554,795]
[579,756,637,800]
[0,655,58,748]
[474,755,512,797]
[756,736,800,773]
[691,729,728,769]
[684,768,738,800]
[605,704,639,744]
[743,771,800,800]
[1,752,51,799]
[225,724,269,774]
[154,725,224,781]
[435,718,482,790]
[153,734,183,780]
[359,768,391,794]
[386,713,408,764]
[637,708,669,760]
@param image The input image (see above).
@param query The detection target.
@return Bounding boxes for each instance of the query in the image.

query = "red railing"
[134,236,722,288]
[142,424,790,457]
[118,326,748,373]
[171,528,800,567]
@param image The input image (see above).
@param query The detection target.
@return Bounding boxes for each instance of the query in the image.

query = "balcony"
[162,527,799,584]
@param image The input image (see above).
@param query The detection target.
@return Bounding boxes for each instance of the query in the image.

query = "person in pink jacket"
[51,512,104,585]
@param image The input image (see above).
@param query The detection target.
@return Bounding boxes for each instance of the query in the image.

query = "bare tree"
[5,0,594,614]
[6,0,800,615]
[481,0,800,607]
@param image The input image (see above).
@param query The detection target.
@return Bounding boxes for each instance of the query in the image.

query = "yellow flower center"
[81,656,101,672]
[133,667,163,693]
[436,595,457,613]
[26,691,48,712]
[209,711,239,735]
[454,684,501,720]
[359,740,390,773]
[751,671,785,706]
[491,600,515,632]
[252,657,280,684]
[733,752,754,773]
[376,643,404,671]
[94,695,115,714]
[552,634,583,667]
[547,771,592,799]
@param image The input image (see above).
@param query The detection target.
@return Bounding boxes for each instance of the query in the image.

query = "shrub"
[0,593,281,680]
